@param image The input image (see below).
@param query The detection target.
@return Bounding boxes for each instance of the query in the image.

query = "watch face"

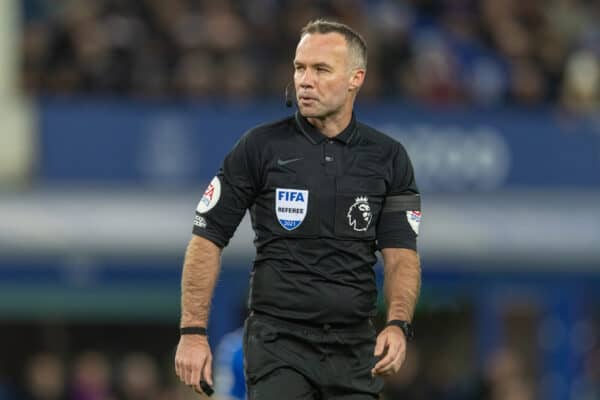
[387,320,414,340]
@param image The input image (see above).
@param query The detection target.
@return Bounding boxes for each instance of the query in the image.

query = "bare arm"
[372,248,421,376]
[382,248,421,322]
[175,235,222,394]
[180,235,222,327]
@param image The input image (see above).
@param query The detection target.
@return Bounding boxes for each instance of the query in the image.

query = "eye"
[294,65,305,72]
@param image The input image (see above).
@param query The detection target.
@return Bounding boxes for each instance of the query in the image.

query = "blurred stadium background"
[1,0,599,399]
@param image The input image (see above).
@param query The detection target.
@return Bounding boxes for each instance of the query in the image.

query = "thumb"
[374,332,388,357]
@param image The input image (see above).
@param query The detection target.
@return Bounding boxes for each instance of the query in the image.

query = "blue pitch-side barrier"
[38,98,600,191]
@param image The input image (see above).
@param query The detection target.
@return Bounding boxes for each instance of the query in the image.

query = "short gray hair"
[300,19,367,70]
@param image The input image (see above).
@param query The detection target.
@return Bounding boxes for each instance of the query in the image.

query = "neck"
[307,102,353,138]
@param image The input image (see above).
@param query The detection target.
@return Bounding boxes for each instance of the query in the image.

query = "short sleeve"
[376,143,421,250]
[192,132,260,248]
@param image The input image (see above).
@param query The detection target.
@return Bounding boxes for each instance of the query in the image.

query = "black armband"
[180,326,207,336]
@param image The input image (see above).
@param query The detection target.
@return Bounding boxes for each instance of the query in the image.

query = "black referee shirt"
[192,112,421,325]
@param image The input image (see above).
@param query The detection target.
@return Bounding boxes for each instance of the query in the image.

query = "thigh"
[248,367,318,400]
[243,315,319,387]
[322,331,384,399]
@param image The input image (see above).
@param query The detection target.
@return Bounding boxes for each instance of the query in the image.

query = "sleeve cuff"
[192,227,228,249]
[377,238,417,251]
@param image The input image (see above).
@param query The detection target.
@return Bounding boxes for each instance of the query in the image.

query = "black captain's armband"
[376,194,421,250]
[381,194,421,213]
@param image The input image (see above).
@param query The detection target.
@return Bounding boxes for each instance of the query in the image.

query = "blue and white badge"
[275,188,309,231]
[406,210,421,235]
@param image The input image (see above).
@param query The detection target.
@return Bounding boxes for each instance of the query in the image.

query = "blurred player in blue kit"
[214,328,245,400]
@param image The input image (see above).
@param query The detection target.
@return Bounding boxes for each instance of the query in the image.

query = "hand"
[175,335,213,395]
[371,325,407,376]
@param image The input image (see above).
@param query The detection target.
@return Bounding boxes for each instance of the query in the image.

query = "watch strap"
[386,320,414,341]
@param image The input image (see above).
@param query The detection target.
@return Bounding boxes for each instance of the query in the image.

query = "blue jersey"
[215,328,245,400]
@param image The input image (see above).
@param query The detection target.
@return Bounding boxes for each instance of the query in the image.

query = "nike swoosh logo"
[277,157,303,166]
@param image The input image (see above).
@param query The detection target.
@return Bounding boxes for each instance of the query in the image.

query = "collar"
[294,111,358,145]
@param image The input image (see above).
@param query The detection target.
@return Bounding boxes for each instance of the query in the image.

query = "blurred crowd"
[0,350,201,400]
[2,344,598,400]
[21,0,600,111]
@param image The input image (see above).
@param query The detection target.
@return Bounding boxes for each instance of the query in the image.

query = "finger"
[185,357,202,386]
[197,350,212,385]
[373,341,399,373]
[203,354,214,387]
[380,344,407,376]
[373,333,388,357]
[193,386,203,395]
[190,357,203,391]
[373,341,397,370]
[183,360,193,386]
[176,359,185,382]
[396,343,407,365]
[392,350,406,373]
[194,356,208,387]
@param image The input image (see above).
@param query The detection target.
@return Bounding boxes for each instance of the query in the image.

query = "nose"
[297,69,315,89]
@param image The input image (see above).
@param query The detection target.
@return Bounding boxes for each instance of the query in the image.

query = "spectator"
[481,348,536,400]
[69,351,115,400]
[22,352,66,400]
[20,0,599,107]
[561,49,600,113]
[117,352,162,400]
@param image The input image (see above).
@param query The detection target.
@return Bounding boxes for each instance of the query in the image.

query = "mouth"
[298,95,318,105]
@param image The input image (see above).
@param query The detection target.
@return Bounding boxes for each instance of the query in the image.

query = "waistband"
[249,310,373,333]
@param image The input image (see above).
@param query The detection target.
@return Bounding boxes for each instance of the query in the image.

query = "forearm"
[382,248,421,322]
[180,235,222,327]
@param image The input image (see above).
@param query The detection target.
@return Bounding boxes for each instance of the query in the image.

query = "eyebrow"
[294,61,333,69]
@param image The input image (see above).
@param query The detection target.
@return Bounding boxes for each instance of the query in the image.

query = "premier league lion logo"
[347,196,372,232]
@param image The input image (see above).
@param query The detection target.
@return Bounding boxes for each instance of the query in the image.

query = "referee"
[175,19,422,399]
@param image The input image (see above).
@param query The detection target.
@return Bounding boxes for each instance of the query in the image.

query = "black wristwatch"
[386,320,414,341]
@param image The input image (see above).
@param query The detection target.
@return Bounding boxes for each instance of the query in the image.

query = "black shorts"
[243,312,384,400]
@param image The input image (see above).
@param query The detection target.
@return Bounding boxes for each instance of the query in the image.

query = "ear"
[348,68,366,92]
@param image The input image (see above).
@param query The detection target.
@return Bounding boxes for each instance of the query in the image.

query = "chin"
[298,106,324,118]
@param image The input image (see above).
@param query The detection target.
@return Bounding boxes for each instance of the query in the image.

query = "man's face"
[293,33,360,118]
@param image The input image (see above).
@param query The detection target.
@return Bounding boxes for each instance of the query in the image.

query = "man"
[175,19,421,399]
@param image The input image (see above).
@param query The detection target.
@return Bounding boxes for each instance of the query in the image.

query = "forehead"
[294,32,349,64]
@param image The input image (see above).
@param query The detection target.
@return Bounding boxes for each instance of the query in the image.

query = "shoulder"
[356,121,408,157]
[242,115,296,145]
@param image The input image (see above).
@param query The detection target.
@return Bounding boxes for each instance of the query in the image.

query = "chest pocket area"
[255,172,320,237]
[334,176,386,239]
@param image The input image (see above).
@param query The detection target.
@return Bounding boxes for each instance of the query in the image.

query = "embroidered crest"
[347,196,373,231]
[275,188,309,231]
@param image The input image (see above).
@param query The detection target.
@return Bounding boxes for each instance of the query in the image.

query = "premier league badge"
[275,188,309,230]
[348,196,372,231]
